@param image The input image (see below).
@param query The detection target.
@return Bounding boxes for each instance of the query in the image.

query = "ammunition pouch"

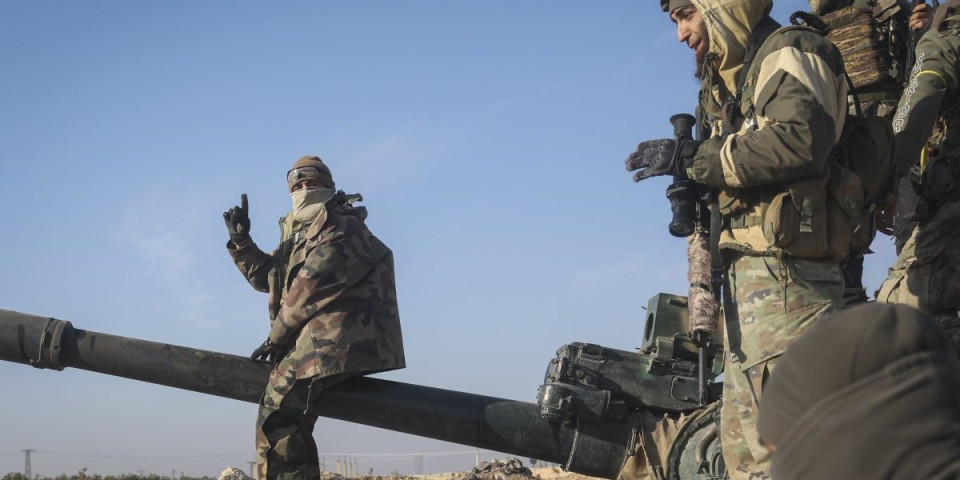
[827,163,871,255]
[720,167,864,260]
[760,177,829,258]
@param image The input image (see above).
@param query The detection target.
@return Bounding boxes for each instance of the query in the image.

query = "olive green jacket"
[892,2,960,175]
[686,0,848,257]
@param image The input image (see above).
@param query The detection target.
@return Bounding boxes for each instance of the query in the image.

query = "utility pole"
[22,449,35,479]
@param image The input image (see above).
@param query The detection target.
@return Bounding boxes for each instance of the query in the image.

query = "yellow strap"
[921,143,928,170]
[916,70,946,83]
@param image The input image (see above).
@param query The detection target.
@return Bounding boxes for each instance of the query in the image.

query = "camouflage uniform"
[719,255,840,479]
[812,0,921,304]
[682,0,848,477]
[877,3,960,353]
[229,192,405,480]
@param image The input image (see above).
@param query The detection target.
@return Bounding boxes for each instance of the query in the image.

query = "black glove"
[223,193,251,245]
[250,339,286,364]
[625,138,700,182]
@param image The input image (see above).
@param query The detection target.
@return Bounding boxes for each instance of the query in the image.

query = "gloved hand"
[250,338,286,364]
[223,193,251,245]
[625,138,700,182]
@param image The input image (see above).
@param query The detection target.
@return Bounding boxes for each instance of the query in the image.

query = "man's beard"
[694,52,716,82]
[694,53,706,79]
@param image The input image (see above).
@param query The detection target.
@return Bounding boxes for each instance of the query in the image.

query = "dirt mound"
[218,467,253,480]
[225,458,601,480]
[529,466,600,480]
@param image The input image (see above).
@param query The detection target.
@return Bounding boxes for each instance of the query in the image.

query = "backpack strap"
[722,16,782,135]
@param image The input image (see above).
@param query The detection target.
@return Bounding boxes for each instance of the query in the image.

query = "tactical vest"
[716,24,861,261]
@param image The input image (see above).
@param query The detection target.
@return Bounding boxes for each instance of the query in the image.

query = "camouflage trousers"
[876,199,960,353]
[720,254,843,480]
[255,362,354,480]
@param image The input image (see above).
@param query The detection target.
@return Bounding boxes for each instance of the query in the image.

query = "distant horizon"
[2,448,534,479]
[2,456,567,480]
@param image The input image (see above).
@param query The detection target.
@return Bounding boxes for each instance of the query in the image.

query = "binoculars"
[666,113,702,237]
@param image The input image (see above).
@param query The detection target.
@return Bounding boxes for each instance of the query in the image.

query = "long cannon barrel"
[0,309,634,479]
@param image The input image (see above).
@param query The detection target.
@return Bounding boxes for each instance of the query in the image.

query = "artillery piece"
[0,293,725,480]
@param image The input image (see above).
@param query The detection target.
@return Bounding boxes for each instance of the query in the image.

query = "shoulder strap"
[738,16,782,93]
[722,16,782,135]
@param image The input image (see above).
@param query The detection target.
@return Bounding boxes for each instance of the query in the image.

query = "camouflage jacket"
[686,0,848,258]
[228,194,405,380]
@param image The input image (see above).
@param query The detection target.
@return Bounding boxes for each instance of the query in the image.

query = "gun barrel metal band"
[29,317,70,371]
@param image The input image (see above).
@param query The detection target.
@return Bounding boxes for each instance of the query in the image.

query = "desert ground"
[217,459,601,480]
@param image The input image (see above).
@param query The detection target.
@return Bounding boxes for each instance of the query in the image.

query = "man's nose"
[677,26,688,43]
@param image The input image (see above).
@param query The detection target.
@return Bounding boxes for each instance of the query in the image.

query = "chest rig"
[710,20,858,260]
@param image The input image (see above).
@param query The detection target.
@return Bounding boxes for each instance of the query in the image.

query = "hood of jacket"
[691,0,772,98]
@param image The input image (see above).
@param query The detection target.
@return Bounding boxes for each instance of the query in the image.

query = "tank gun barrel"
[0,309,633,479]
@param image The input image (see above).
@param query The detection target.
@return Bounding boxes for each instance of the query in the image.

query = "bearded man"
[632,1,850,477]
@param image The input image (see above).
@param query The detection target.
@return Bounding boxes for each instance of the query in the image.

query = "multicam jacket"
[228,194,405,380]
[685,0,849,259]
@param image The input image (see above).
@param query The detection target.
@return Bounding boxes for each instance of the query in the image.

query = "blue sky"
[0,0,893,477]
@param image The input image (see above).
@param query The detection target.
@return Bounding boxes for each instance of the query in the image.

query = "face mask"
[290,187,334,223]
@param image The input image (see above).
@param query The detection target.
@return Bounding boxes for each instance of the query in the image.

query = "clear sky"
[0,0,893,477]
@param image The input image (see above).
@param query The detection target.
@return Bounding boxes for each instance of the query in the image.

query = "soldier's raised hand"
[223,193,251,245]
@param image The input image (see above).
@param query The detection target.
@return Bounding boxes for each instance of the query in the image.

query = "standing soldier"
[223,155,405,480]
[876,2,960,352]
[635,0,849,477]
[807,0,934,305]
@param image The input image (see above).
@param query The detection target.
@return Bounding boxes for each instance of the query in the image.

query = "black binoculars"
[666,113,700,237]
